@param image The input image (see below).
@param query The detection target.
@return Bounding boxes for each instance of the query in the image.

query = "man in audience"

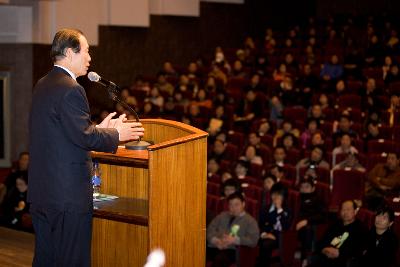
[0,152,29,205]
[209,139,231,162]
[365,152,400,210]
[207,193,259,267]
[296,145,330,184]
[361,205,398,267]
[332,115,357,145]
[296,178,325,266]
[311,200,368,267]
[331,134,358,166]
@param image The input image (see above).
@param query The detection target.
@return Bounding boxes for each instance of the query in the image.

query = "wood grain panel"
[99,164,149,200]
[0,227,34,267]
[92,218,148,267]
[148,138,207,267]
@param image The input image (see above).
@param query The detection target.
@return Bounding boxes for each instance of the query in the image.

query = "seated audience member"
[310,132,325,148]
[234,160,251,180]
[248,132,270,151]
[281,133,299,152]
[2,175,29,229]
[388,92,400,127]
[363,122,380,151]
[0,152,29,205]
[209,139,231,162]
[273,121,300,147]
[256,119,273,137]
[234,90,263,123]
[258,183,291,267]
[155,72,175,96]
[221,178,242,199]
[221,172,234,183]
[268,164,286,182]
[239,145,263,166]
[207,105,228,138]
[331,115,357,145]
[260,173,278,212]
[365,152,400,210]
[270,146,287,167]
[207,157,222,179]
[310,200,367,267]
[300,119,320,150]
[207,193,260,267]
[332,152,366,173]
[361,206,398,267]
[296,178,325,266]
[331,134,358,166]
[320,54,344,81]
[296,145,330,184]
[308,104,326,125]
[269,96,284,124]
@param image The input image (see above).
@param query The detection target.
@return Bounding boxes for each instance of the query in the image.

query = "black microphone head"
[88,71,100,82]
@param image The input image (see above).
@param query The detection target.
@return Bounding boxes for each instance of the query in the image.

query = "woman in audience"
[258,183,291,267]
[239,145,263,166]
[331,133,358,166]
[296,178,325,267]
[360,205,398,267]
[2,175,29,229]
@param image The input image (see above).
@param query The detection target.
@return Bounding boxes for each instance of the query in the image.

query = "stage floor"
[0,227,34,267]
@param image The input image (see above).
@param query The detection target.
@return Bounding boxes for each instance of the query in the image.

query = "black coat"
[28,66,119,212]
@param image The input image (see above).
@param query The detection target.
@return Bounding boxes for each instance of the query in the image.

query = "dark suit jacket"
[28,66,119,212]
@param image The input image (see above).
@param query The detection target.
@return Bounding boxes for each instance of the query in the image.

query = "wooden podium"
[90,119,208,267]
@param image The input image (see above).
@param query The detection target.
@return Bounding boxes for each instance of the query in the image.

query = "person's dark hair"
[299,177,316,187]
[51,28,83,62]
[214,139,225,146]
[274,145,287,153]
[221,178,242,195]
[263,173,277,183]
[270,182,288,198]
[311,145,325,156]
[376,205,395,222]
[208,157,221,165]
[270,164,284,174]
[227,191,245,202]
[19,151,29,159]
[236,160,250,170]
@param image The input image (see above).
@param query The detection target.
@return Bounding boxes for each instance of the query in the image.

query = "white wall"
[0,5,32,43]
[201,0,244,3]
[150,0,199,16]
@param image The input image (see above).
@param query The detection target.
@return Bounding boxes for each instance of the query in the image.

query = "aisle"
[0,227,34,267]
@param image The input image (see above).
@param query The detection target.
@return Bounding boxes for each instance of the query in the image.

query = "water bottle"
[92,161,101,199]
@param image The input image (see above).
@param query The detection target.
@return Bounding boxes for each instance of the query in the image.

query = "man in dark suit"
[28,28,144,267]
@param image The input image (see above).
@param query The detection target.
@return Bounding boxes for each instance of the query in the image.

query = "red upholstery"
[331,169,365,211]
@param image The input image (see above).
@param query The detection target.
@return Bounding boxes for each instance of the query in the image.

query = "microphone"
[88,71,117,88]
[88,71,152,150]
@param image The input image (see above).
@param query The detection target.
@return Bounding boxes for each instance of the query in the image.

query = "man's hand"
[260,232,276,240]
[114,114,144,142]
[296,219,308,231]
[221,234,236,247]
[322,247,339,259]
[97,112,119,128]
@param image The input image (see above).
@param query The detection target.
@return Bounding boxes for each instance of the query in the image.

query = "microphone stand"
[106,82,151,150]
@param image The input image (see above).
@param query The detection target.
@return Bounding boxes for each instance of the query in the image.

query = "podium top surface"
[91,146,149,167]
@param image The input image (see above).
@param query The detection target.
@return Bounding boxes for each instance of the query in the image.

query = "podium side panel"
[148,137,207,267]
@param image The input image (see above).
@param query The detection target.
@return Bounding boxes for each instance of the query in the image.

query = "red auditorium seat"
[330,169,365,211]
[285,148,302,166]
[367,139,399,154]
[282,107,308,123]
[249,163,264,178]
[227,131,246,151]
[315,182,332,209]
[356,208,375,229]
[207,182,220,196]
[287,189,301,224]
[206,194,220,214]
[337,94,361,109]
[299,167,330,184]
[260,134,274,148]
[346,80,363,94]
[366,153,388,171]
[242,184,263,202]
[378,124,394,140]
[224,143,240,161]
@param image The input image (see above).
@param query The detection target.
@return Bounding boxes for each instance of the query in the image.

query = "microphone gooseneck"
[88,71,152,150]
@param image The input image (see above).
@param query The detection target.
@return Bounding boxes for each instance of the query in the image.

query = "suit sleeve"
[59,85,119,153]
